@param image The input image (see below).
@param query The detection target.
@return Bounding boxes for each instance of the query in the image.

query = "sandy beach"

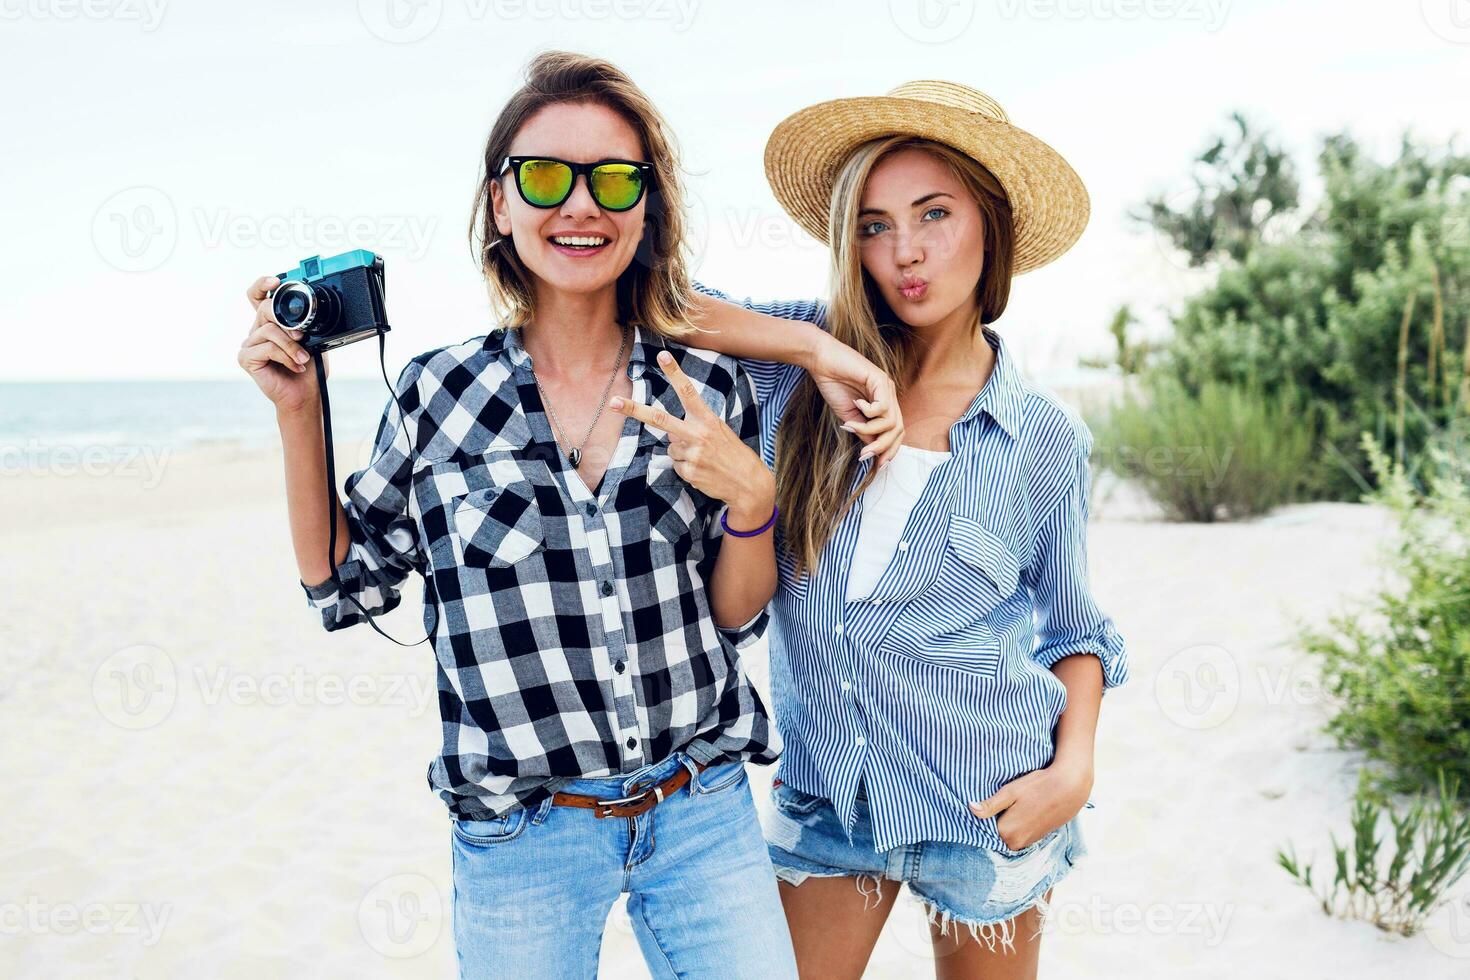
[4,441,1468,978]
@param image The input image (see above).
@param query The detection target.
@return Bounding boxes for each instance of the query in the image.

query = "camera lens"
[272,281,340,333]
[273,282,315,330]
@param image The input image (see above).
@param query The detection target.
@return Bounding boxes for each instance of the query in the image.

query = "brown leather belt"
[551,761,707,819]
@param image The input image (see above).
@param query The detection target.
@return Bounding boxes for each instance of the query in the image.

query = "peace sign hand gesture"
[609,350,776,528]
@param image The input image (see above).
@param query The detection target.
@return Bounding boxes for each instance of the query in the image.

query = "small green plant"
[1094,374,1318,521]
[1277,769,1470,936]
[1296,430,1470,795]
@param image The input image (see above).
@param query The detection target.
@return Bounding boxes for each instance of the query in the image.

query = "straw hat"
[763,81,1090,275]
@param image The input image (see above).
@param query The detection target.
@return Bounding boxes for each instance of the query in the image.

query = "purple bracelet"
[721,504,779,537]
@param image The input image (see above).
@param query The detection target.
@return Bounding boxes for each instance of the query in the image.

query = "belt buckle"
[593,786,655,817]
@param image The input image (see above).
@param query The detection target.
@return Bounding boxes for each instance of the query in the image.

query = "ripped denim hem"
[907,886,1058,956]
[771,864,1068,955]
[770,867,893,913]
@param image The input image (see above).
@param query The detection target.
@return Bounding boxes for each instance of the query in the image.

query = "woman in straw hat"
[655,81,1131,977]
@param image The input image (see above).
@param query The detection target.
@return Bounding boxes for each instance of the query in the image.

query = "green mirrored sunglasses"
[498,156,655,212]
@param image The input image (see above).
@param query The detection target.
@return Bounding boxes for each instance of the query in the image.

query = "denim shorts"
[763,778,1087,954]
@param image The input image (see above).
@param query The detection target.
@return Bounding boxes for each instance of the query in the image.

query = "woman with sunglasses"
[657,82,1132,979]
[236,52,900,978]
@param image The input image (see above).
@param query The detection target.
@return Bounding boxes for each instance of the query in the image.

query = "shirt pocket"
[880,514,1020,678]
[944,512,1021,602]
[644,449,700,559]
[453,482,545,568]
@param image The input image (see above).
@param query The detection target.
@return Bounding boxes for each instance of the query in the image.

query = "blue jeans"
[450,751,798,979]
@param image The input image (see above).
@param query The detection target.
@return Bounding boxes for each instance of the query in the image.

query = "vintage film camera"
[270,249,389,352]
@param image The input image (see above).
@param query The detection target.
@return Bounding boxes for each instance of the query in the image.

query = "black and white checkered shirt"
[300,323,780,820]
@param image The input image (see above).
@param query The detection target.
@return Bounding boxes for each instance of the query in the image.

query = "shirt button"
[898,540,909,551]
[855,736,866,747]
[585,502,597,517]
[615,660,626,674]
[872,599,882,607]
[601,581,614,597]
[840,680,852,691]
[834,624,843,635]
[626,736,638,750]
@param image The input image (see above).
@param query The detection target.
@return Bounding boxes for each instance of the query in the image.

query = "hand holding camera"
[239,273,325,414]
[238,250,390,413]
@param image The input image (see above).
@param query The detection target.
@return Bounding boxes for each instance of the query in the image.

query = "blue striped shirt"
[694,284,1129,853]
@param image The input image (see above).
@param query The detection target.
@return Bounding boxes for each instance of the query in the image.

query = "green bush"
[1094,375,1318,522]
[1295,431,1470,797]
[1136,126,1470,498]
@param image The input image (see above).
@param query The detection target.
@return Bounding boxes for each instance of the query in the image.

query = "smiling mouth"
[549,234,611,253]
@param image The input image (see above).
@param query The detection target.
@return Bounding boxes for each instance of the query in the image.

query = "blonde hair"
[777,136,1016,582]
[467,50,698,338]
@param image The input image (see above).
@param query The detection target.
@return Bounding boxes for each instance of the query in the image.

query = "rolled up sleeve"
[690,280,827,409]
[300,360,426,632]
[1026,426,1129,691]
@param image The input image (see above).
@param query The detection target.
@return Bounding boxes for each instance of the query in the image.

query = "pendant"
[568,448,581,467]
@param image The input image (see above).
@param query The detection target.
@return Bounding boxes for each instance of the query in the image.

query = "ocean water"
[0,367,1119,463]
[0,379,396,456]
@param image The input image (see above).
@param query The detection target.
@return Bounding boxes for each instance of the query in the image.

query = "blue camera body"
[271,249,389,352]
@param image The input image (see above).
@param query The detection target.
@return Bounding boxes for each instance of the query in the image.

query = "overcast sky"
[3,0,1467,382]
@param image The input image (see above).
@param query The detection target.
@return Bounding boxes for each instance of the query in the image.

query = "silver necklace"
[531,323,629,468]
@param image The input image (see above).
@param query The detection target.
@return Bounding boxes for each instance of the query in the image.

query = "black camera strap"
[310,331,437,647]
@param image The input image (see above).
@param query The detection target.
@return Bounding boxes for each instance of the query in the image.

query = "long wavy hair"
[777,136,1016,583]
[467,50,697,338]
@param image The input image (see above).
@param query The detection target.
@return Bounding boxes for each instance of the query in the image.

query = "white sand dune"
[3,445,1467,978]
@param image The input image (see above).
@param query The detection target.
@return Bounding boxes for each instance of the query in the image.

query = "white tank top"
[846,444,952,601]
